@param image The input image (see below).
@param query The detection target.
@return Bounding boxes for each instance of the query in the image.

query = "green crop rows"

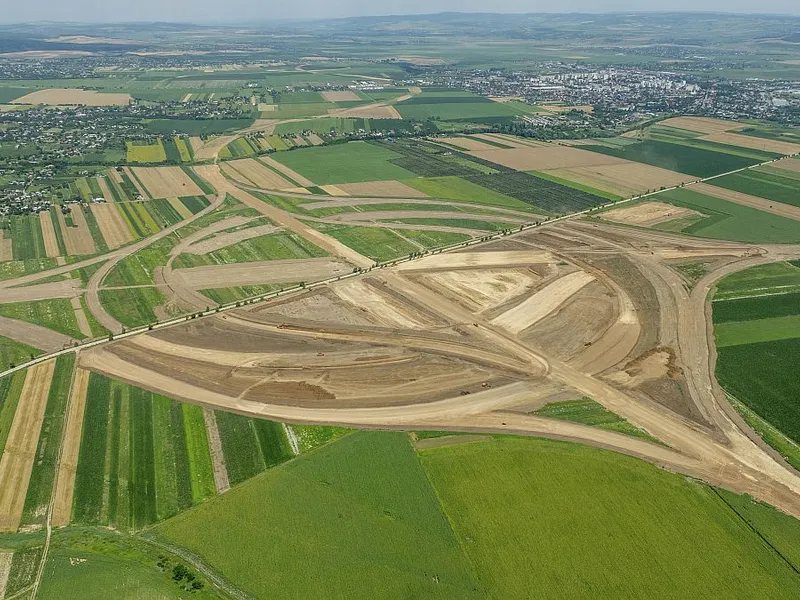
[21,355,75,528]
[534,397,660,442]
[582,139,760,177]
[7,214,46,260]
[0,299,86,339]
[173,231,326,269]
[710,168,800,207]
[72,374,217,529]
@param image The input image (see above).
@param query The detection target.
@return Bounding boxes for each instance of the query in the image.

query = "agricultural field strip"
[38,212,60,258]
[0,360,56,531]
[691,182,800,223]
[51,367,90,527]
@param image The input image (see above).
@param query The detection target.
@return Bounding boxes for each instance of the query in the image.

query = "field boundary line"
[137,534,255,600]
[711,487,800,574]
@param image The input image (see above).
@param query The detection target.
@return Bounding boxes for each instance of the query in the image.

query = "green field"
[395,94,522,121]
[104,236,175,287]
[534,397,659,442]
[155,431,800,598]
[714,261,800,300]
[651,188,800,243]
[311,224,418,261]
[717,338,800,446]
[72,374,218,529]
[271,141,416,184]
[174,137,192,162]
[419,436,800,597]
[0,298,86,339]
[403,176,534,211]
[582,139,760,177]
[709,169,800,207]
[98,287,166,328]
[7,214,46,260]
[0,369,27,456]
[38,529,224,600]
[0,335,40,368]
[713,264,800,447]
[126,140,167,164]
[213,411,294,486]
[155,432,481,599]
[172,231,326,269]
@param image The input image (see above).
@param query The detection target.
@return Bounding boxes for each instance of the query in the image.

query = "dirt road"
[194,165,373,268]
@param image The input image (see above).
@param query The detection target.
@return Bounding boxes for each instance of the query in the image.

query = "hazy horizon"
[2,5,799,25]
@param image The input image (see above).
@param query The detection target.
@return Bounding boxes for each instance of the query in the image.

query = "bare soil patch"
[545,163,695,196]
[330,104,401,119]
[659,116,745,134]
[0,279,80,304]
[469,146,626,171]
[52,367,90,527]
[523,281,616,361]
[122,167,149,199]
[132,166,203,199]
[0,360,55,532]
[255,288,375,327]
[601,201,700,227]
[306,133,324,146]
[258,156,314,187]
[39,211,60,258]
[0,316,75,351]
[771,157,800,174]
[321,90,361,102]
[225,158,293,190]
[58,206,96,255]
[96,176,116,202]
[203,408,230,494]
[704,132,800,155]
[189,137,203,153]
[415,268,541,314]
[332,279,434,329]
[319,185,348,196]
[335,180,428,198]
[492,270,596,334]
[91,203,134,249]
[397,250,554,272]
[11,88,132,106]
[177,258,349,289]
[439,137,499,152]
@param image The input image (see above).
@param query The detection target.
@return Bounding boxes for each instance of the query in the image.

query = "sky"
[2,1,798,23]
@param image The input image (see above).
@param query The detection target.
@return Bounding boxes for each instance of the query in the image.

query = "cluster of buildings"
[429,65,799,126]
